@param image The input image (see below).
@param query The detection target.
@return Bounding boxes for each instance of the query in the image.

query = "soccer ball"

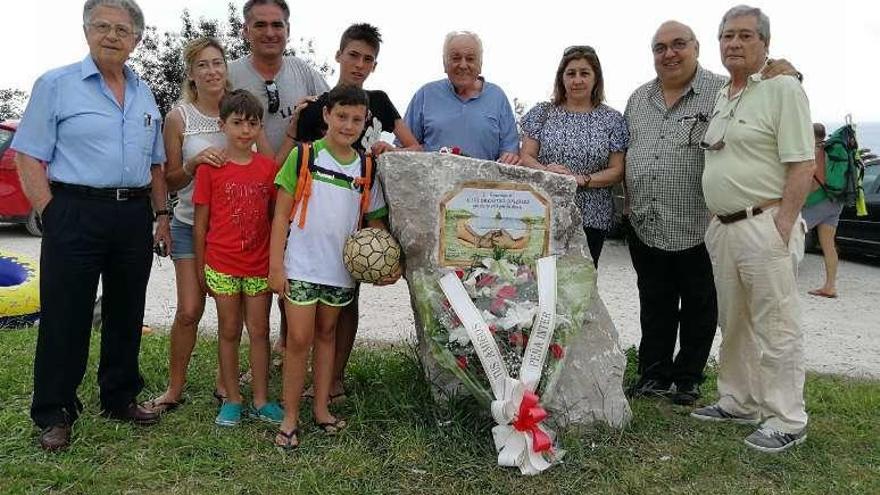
[343,228,402,283]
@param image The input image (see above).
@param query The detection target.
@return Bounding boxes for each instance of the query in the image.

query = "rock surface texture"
[378,152,631,428]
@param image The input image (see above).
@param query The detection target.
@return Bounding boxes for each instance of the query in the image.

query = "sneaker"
[690,404,760,425]
[250,402,284,424]
[744,426,807,453]
[215,402,243,427]
[671,383,701,406]
[627,379,672,398]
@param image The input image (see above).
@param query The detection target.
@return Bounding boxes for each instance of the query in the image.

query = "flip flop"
[212,389,227,405]
[274,428,300,451]
[141,397,185,414]
[808,289,838,299]
[316,417,347,435]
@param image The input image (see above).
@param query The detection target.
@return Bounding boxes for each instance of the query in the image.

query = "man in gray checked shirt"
[623,20,798,405]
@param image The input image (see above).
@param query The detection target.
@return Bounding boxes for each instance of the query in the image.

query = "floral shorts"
[205,265,269,296]
[285,279,354,307]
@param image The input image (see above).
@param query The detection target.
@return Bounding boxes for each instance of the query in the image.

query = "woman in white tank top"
[143,37,234,412]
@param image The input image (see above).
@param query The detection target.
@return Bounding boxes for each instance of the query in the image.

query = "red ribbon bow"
[512,390,552,453]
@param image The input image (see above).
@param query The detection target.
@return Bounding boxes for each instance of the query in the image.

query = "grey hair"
[718,5,770,44]
[82,0,145,40]
[443,31,483,66]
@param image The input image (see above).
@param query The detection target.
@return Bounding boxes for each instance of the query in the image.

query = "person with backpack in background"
[802,123,842,298]
[268,85,400,449]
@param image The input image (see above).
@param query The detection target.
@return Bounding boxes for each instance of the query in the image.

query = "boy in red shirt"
[193,89,283,427]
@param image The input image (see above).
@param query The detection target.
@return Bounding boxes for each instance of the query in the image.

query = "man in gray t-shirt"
[228,0,328,150]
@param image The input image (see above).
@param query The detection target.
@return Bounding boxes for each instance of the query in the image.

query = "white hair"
[442,31,483,65]
[718,4,770,45]
[83,0,145,41]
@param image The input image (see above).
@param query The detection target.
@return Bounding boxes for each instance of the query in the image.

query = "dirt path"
[3,225,878,378]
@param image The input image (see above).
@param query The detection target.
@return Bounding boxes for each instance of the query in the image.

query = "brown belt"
[716,200,781,224]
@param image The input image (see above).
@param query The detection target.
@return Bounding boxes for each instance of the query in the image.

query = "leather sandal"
[316,417,347,435]
[274,428,300,451]
[141,397,185,414]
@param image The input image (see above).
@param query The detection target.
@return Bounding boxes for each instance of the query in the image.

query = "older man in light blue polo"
[401,31,520,163]
[12,0,170,451]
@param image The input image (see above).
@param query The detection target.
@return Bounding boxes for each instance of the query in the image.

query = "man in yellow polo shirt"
[691,5,815,454]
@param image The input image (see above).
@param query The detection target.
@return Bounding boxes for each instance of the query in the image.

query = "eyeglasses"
[652,38,693,55]
[678,112,709,147]
[88,21,135,38]
[563,45,596,56]
[699,91,746,151]
[264,80,279,114]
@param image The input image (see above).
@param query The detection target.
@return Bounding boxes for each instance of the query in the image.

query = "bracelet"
[584,174,592,187]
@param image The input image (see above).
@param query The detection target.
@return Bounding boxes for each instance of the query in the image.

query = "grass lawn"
[0,328,877,494]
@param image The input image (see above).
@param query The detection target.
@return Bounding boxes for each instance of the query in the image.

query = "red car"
[0,120,41,236]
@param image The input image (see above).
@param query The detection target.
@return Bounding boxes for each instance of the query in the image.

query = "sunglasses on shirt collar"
[265,80,280,114]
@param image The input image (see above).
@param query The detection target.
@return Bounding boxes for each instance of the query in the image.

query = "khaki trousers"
[704,208,808,432]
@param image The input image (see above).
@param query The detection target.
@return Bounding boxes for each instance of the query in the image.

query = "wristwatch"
[154,209,171,221]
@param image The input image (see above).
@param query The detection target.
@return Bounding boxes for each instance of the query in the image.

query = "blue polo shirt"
[12,55,165,188]
[401,78,519,160]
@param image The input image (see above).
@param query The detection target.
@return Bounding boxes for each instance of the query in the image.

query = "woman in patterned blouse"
[519,46,629,266]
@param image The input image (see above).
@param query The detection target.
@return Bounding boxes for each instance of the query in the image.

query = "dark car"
[0,120,42,236]
[835,162,880,255]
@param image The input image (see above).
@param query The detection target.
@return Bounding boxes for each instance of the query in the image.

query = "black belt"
[50,182,151,201]
[717,207,766,224]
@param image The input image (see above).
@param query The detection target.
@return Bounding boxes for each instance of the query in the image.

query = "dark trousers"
[584,227,607,267]
[628,231,718,387]
[31,191,153,428]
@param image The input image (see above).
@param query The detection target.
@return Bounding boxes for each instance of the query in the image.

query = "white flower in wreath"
[462,267,489,298]
[497,301,538,330]
[448,325,471,346]
[360,116,383,153]
[482,257,518,283]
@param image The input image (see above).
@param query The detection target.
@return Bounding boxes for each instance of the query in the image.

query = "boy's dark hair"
[243,0,290,22]
[326,85,369,111]
[338,23,382,55]
[219,89,264,121]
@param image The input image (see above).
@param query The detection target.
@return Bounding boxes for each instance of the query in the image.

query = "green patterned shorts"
[285,279,355,307]
[205,265,269,296]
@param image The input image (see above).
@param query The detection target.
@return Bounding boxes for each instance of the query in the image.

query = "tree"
[130,2,333,116]
[0,88,28,121]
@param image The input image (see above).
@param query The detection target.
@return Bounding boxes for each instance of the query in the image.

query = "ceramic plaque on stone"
[439,182,550,267]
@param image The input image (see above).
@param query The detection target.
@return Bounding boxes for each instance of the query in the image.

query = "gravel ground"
[3,223,878,379]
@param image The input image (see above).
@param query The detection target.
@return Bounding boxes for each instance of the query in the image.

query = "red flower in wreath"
[509,332,525,347]
[496,285,518,299]
[456,355,469,369]
[550,343,564,359]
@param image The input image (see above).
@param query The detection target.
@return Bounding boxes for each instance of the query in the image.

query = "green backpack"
[806,122,865,211]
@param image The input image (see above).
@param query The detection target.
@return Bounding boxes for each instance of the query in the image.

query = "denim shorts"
[170,216,195,260]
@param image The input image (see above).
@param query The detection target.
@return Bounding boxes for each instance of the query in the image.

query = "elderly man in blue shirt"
[402,31,520,163]
[12,0,170,452]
